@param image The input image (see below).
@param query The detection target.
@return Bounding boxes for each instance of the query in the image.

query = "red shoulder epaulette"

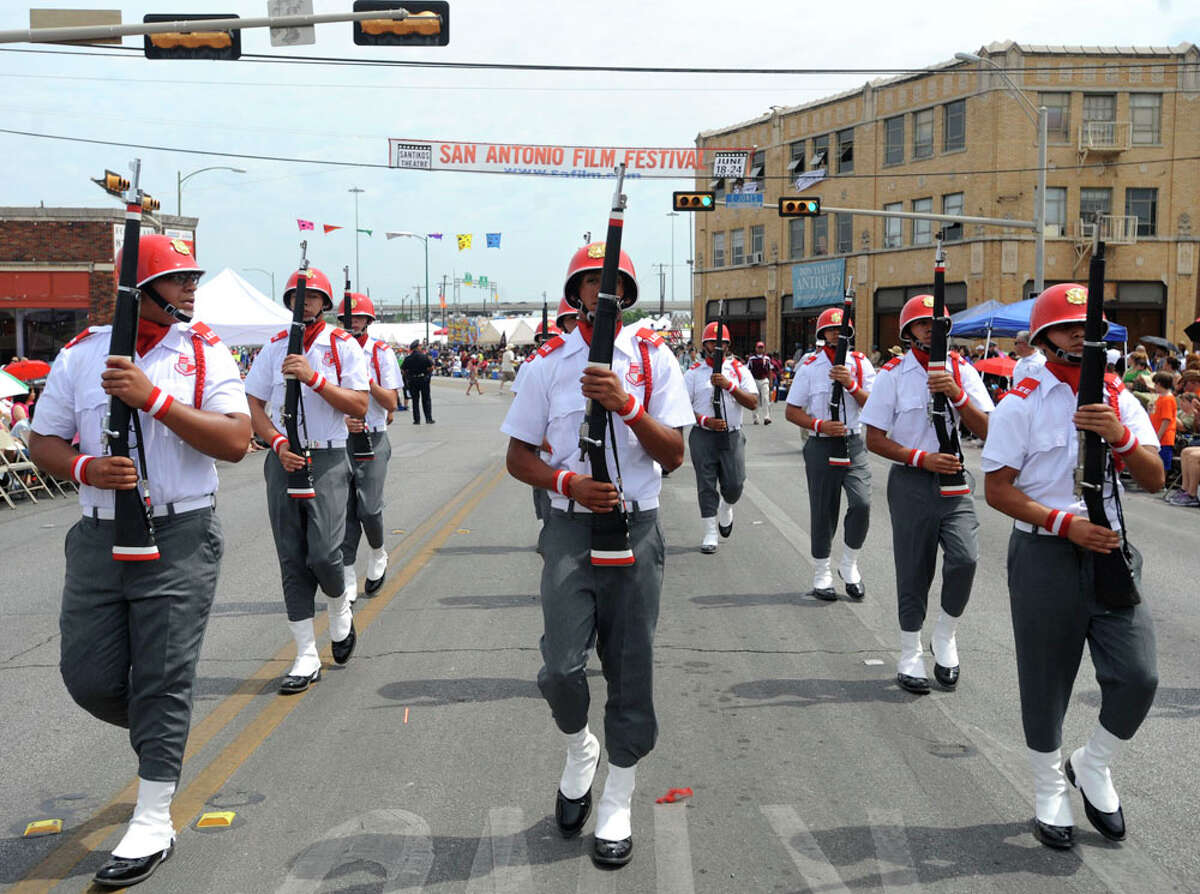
[64,327,95,349]
[270,329,288,343]
[851,349,866,359]
[1010,377,1041,399]
[689,361,703,370]
[949,349,963,361]
[331,327,352,341]
[634,327,665,347]
[189,321,221,346]
[802,354,818,366]
[881,356,902,371]
[1104,371,1125,393]
[536,335,565,358]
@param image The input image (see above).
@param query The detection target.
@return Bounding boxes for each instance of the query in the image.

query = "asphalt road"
[1,376,1197,893]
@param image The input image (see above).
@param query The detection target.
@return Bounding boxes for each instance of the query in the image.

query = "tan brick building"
[691,41,1200,359]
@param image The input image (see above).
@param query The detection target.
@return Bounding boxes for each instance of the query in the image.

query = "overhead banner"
[388,140,750,179]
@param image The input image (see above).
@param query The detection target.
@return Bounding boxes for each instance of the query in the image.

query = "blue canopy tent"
[950,299,1127,342]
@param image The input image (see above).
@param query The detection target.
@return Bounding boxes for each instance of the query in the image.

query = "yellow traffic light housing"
[673,191,716,212]
[141,195,161,213]
[353,1,449,46]
[778,197,822,217]
[93,170,130,197]
[143,14,241,60]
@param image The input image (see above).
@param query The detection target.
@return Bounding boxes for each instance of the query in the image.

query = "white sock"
[367,545,388,580]
[594,763,636,841]
[328,593,353,642]
[701,516,718,548]
[813,557,832,590]
[1071,724,1123,813]
[559,726,600,800]
[112,778,176,859]
[718,498,734,528]
[839,547,861,585]
[897,630,926,678]
[931,611,960,668]
[1028,748,1074,826]
[287,619,320,677]
[343,563,356,594]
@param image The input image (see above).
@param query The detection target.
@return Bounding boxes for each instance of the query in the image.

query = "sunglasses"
[159,271,202,286]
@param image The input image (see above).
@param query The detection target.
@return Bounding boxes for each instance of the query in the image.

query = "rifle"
[100,159,159,561]
[282,243,317,499]
[541,292,549,342]
[709,300,731,448]
[1076,234,1140,607]
[342,266,375,461]
[927,232,970,497]
[827,277,854,468]
[578,164,634,567]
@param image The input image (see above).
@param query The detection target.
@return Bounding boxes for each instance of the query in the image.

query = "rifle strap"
[638,338,653,412]
[190,333,208,409]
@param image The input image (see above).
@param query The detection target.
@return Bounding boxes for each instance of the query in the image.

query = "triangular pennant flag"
[428,233,444,240]
[357,228,372,236]
[457,233,472,251]
[486,232,501,248]
[323,224,343,234]
[297,219,314,231]
[385,232,402,240]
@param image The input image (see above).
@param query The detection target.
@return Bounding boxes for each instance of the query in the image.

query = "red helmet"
[115,234,204,289]
[702,321,732,343]
[555,296,577,326]
[534,320,561,339]
[563,242,639,309]
[1029,283,1105,344]
[898,294,948,342]
[815,305,853,339]
[283,266,334,311]
[345,292,376,320]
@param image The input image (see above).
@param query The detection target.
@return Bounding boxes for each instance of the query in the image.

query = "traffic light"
[143,14,241,60]
[141,195,161,213]
[673,191,715,212]
[93,170,130,196]
[778,197,822,217]
[353,1,449,46]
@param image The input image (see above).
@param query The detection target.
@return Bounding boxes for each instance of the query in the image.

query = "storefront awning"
[0,271,92,309]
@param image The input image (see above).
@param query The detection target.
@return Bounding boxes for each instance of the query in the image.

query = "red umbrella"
[433,327,448,335]
[973,356,1016,377]
[3,359,51,382]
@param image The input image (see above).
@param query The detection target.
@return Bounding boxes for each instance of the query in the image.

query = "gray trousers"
[1007,530,1158,752]
[532,486,551,522]
[343,430,391,564]
[886,464,978,632]
[265,447,351,621]
[688,426,746,517]
[802,435,871,559]
[59,508,222,781]
[538,507,665,767]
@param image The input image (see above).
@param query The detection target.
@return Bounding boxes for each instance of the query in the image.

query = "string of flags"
[297,220,500,251]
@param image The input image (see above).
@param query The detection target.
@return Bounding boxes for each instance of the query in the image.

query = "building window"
[812,216,829,256]
[1130,94,1162,145]
[712,232,725,268]
[710,178,725,201]
[746,148,766,192]
[750,224,764,258]
[912,197,933,245]
[1125,188,1157,236]
[943,100,966,151]
[1040,92,1071,143]
[913,109,934,159]
[731,228,745,265]
[837,128,854,173]
[942,192,964,241]
[788,218,805,259]
[883,202,903,248]
[1082,93,1117,144]
[884,115,904,165]
[1079,187,1112,227]
[811,134,830,170]
[1044,187,1067,237]
[836,213,853,253]
[787,140,805,178]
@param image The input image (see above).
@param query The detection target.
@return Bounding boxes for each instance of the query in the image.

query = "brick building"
[0,207,198,361]
[691,41,1200,359]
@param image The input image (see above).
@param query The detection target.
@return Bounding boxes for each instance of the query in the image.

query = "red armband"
[949,388,969,409]
[617,393,645,426]
[907,449,927,469]
[812,419,824,434]
[1110,426,1138,455]
[142,387,174,420]
[271,434,289,456]
[308,371,327,393]
[846,381,861,396]
[698,415,709,429]
[71,454,96,485]
[554,469,577,497]
[1044,509,1076,538]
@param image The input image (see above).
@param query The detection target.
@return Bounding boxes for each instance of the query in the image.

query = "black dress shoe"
[896,673,931,695]
[426,419,436,424]
[364,573,385,595]
[811,587,838,602]
[592,836,633,867]
[837,570,865,600]
[718,518,733,538]
[555,789,591,838]
[279,666,320,694]
[331,621,357,666]
[1065,757,1126,841]
[93,844,173,887]
[934,662,959,689]
[1032,818,1075,849]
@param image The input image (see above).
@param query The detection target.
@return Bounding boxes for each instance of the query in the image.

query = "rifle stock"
[928,234,969,497]
[342,266,375,462]
[828,280,854,467]
[283,245,316,499]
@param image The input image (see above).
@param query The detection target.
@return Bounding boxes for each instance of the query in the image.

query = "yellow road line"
[9,459,506,894]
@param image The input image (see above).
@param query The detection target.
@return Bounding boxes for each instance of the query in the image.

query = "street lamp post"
[391,232,430,343]
[177,166,246,215]
[242,267,275,301]
[956,51,1048,294]
[349,186,365,289]
[666,211,680,307]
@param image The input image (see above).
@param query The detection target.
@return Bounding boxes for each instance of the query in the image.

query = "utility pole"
[349,186,365,288]
[652,263,668,317]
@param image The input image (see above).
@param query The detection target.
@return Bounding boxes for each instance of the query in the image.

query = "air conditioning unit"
[750,251,764,264]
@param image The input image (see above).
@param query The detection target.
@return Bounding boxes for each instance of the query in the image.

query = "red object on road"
[655,787,694,804]
[3,359,51,381]
[973,356,1016,377]
[433,327,448,335]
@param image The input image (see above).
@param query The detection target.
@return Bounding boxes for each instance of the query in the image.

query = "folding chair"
[0,429,55,507]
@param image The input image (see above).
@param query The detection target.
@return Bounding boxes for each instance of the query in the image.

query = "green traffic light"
[701,195,712,207]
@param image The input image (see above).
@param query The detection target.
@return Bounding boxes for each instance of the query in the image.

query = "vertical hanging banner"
[388,140,750,178]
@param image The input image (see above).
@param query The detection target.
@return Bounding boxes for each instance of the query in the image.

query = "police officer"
[29,235,251,887]
[244,266,369,694]
[341,293,400,604]
[402,340,435,424]
[785,305,876,599]
[982,284,1161,849]
[860,294,993,694]
[501,242,693,867]
[683,322,757,554]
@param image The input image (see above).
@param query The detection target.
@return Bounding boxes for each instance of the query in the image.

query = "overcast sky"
[1,0,1197,311]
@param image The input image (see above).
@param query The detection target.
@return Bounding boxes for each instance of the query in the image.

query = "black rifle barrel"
[828,281,854,467]
[342,266,375,461]
[283,248,316,499]
[929,236,969,496]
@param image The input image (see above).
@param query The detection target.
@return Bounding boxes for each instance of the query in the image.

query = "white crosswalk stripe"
[761,804,850,893]
[654,803,697,894]
[465,807,535,894]
[867,808,922,893]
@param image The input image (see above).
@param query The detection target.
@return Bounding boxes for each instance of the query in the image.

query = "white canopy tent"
[490,317,538,347]
[193,268,290,345]
[368,322,448,347]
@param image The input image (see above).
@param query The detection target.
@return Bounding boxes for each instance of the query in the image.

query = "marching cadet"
[682,322,757,553]
[501,243,693,867]
[341,293,400,604]
[859,294,993,694]
[784,305,875,599]
[982,284,1161,849]
[243,266,369,694]
[28,235,251,887]
[515,312,562,532]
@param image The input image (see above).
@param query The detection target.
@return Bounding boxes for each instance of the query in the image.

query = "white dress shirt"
[359,336,401,431]
[683,356,754,431]
[785,347,877,433]
[1012,348,1047,383]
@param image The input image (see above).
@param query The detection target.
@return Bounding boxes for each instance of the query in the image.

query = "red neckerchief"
[135,319,172,357]
[705,353,722,369]
[1045,360,1081,393]
[822,345,837,363]
[354,331,369,348]
[302,319,325,352]
[575,320,621,346]
[910,346,930,370]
